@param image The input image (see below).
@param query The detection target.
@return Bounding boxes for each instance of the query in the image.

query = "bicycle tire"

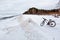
[49,21,56,27]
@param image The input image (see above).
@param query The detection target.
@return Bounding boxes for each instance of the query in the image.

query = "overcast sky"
[0,0,59,15]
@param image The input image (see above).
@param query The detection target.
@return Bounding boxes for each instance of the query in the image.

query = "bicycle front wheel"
[40,21,45,26]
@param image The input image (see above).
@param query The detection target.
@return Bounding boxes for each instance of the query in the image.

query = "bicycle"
[40,18,56,27]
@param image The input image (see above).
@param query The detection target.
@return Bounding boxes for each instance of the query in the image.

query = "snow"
[0,15,60,40]
[0,0,59,15]
[0,0,60,40]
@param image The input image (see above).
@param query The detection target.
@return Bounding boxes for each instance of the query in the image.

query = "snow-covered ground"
[0,15,60,40]
[0,0,60,40]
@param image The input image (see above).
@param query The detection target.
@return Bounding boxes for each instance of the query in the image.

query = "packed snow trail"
[0,15,60,40]
[18,17,53,40]
[17,15,60,40]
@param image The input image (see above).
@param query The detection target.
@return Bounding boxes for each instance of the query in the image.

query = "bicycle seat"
[42,18,47,20]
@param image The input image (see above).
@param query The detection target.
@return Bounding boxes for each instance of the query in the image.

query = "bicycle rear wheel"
[49,21,56,27]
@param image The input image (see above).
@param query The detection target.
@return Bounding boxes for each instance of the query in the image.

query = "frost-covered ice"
[0,15,60,40]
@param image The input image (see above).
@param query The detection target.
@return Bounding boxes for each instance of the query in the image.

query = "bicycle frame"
[40,18,56,27]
